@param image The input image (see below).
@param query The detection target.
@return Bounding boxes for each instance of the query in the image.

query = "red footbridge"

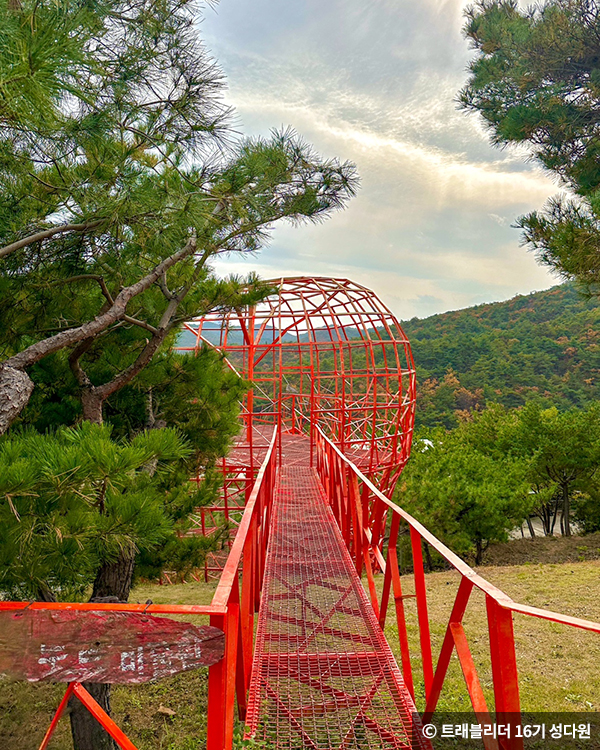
[3,277,600,750]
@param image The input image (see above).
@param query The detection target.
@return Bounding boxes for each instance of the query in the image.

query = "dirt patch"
[481,531,600,567]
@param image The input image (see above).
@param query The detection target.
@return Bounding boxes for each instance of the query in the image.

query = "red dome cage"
[178,276,416,494]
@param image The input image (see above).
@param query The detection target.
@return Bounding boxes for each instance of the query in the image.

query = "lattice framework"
[177,277,416,494]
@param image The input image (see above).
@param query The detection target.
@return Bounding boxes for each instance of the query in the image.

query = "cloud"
[201,0,560,319]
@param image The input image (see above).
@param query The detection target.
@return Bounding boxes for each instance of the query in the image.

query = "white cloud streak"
[202,0,561,319]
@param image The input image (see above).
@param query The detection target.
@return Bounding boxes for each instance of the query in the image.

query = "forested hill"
[401,283,600,428]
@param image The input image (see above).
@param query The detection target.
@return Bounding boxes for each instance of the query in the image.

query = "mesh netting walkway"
[245,434,429,749]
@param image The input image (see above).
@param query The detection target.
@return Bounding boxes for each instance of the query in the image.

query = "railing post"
[240,523,256,702]
[349,473,363,576]
[486,596,523,750]
[410,527,434,701]
[207,612,227,750]
[380,514,415,699]
[224,601,240,749]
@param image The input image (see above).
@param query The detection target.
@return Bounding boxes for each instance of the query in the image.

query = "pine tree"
[460,0,600,289]
[0,0,358,433]
[398,424,530,565]
[0,422,203,748]
[0,1,358,746]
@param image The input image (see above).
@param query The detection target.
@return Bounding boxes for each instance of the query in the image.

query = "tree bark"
[423,541,433,573]
[551,497,559,535]
[81,388,105,424]
[37,582,57,602]
[475,539,483,566]
[69,549,136,749]
[540,503,552,535]
[0,365,34,434]
[91,548,136,602]
[0,220,103,260]
[562,482,571,536]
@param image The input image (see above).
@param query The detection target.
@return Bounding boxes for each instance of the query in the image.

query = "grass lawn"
[2,561,600,748]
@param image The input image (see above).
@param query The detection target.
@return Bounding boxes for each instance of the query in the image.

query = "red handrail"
[315,425,600,750]
[206,424,278,750]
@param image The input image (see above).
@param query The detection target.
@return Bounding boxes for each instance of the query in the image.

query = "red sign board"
[0,609,224,684]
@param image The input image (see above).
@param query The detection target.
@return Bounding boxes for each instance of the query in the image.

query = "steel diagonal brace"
[335,670,414,750]
[376,663,426,730]
[262,680,320,750]
[285,665,390,722]
[337,672,386,750]
[268,572,326,596]
[297,584,356,652]
[359,715,412,750]
[270,570,357,629]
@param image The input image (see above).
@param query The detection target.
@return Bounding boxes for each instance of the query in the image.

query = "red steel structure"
[177,276,417,494]
[2,276,600,750]
[174,276,417,581]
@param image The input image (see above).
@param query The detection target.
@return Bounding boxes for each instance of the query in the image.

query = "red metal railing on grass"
[315,426,600,750]
[206,424,278,750]
[0,426,278,750]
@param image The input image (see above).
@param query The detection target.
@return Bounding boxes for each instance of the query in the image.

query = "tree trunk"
[526,517,536,538]
[475,539,483,566]
[562,482,571,537]
[423,540,433,573]
[0,365,34,435]
[551,497,560,535]
[540,503,552,535]
[91,548,136,602]
[69,684,117,750]
[37,582,57,602]
[69,549,136,749]
[81,388,105,425]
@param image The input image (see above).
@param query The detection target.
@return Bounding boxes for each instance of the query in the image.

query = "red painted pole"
[486,596,523,750]
[71,683,140,750]
[207,612,227,750]
[410,527,434,700]
[38,683,76,750]
[423,577,474,719]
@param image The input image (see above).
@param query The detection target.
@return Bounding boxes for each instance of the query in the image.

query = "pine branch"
[91,248,213,403]
[122,315,159,335]
[5,236,199,370]
[0,221,104,260]
[158,272,176,301]
[68,338,94,388]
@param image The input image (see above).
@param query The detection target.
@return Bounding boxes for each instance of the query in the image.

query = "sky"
[200,0,561,321]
